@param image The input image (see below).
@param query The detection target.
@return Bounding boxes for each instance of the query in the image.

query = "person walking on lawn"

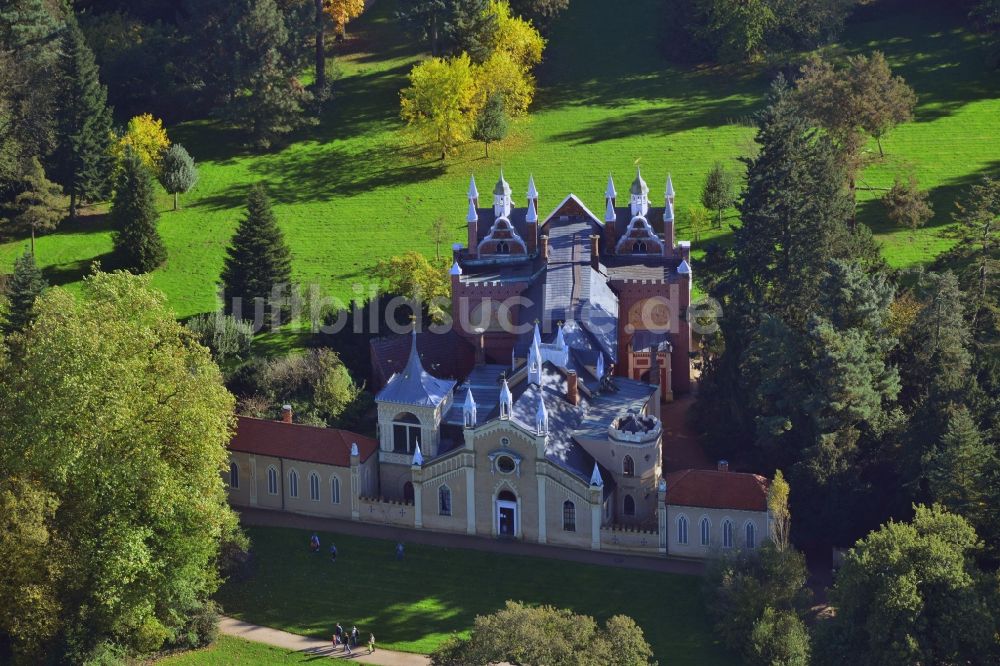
[334,622,343,646]
[351,625,359,647]
[368,633,376,654]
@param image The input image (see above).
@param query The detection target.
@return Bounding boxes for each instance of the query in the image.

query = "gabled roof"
[229,416,378,467]
[376,330,457,407]
[540,193,603,228]
[664,469,769,512]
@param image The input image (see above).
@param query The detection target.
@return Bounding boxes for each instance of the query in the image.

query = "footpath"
[219,616,429,665]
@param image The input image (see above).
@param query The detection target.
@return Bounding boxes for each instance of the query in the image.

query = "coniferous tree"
[220,183,292,328]
[51,16,114,218]
[12,157,63,255]
[883,175,933,233]
[2,250,47,336]
[110,149,167,273]
[159,144,199,210]
[471,93,508,157]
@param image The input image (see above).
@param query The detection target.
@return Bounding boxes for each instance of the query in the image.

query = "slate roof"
[376,331,458,407]
[370,329,474,392]
[229,416,378,467]
[664,469,769,512]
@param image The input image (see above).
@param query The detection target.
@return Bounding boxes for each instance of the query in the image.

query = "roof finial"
[412,440,423,466]
[468,174,479,200]
[605,173,617,200]
[526,196,538,224]
[527,174,538,201]
[590,463,603,487]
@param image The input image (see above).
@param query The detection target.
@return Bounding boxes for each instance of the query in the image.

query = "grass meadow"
[1,0,997,326]
[213,526,730,663]
[157,636,317,665]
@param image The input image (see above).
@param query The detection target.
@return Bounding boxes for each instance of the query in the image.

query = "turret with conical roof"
[499,377,513,419]
[630,167,649,216]
[463,386,477,428]
[493,170,512,218]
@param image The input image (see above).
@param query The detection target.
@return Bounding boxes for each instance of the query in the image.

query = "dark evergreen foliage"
[220,183,293,327]
[51,16,114,217]
[2,250,47,336]
[471,93,509,157]
[110,149,167,273]
[398,0,498,60]
[159,143,199,210]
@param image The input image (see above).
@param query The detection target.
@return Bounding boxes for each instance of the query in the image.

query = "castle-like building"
[226,171,771,558]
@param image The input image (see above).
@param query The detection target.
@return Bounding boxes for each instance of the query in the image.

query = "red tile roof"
[229,416,378,467]
[665,468,769,512]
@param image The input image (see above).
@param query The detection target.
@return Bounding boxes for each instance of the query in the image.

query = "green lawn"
[1,0,996,321]
[158,636,316,665]
[215,526,729,663]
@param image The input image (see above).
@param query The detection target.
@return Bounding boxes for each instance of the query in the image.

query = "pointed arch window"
[563,501,576,532]
[677,515,688,544]
[288,469,299,498]
[700,517,710,545]
[496,241,510,254]
[745,522,756,549]
[331,476,341,504]
[634,241,647,253]
[267,466,278,495]
[622,455,635,477]
[723,520,734,549]
[229,462,239,489]
[623,494,635,516]
[309,472,320,501]
[439,485,452,516]
[403,481,415,504]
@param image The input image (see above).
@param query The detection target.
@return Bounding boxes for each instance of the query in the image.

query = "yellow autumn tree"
[324,0,365,37]
[112,113,170,176]
[400,53,479,159]
[473,0,544,115]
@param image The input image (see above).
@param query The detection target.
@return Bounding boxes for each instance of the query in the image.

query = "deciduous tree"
[471,92,508,157]
[372,250,450,319]
[324,0,365,38]
[749,607,811,666]
[0,271,241,662]
[159,143,199,210]
[112,113,170,176]
[883,175,933,233]
[110,149,167,273]
[815,505,999,666]
[400,53,479,159]
[701,161,737,228]
[767,469,790,550]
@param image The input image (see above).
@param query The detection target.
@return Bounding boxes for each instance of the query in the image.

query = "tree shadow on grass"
[42,253,114,287]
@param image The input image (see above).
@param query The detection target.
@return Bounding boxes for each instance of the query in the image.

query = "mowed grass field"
[158,636,316,665]
[1,0,997,320]
[214,526,729,663]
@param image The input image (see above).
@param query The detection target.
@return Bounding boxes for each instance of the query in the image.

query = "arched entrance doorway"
[496,489,518,538]
[403,482,414,503]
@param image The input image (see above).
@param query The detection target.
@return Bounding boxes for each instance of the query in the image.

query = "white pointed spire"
[605,197,616,223]
[467,198,478,223]
[450,261,463,275]
[677,259,691,275]
[532,322,542,348]
[535,393,548,434]
[590,462,603,487]
[350,442,359,456]
[528,339,542,385]
[499,378,512,419]
[554,322,566,349]
[463,386,477,428]
[596,352,605,379]
[468,174,479,200]
[412,440,423,466]
[665,173,675,199]
[663,198,674,222]
[605,173,617,200]
[527,174,538,201]
[526,196,538,224]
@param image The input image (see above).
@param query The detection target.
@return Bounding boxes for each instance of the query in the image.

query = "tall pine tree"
[110,149,167,273]
[220,183,292,328]
[2,251,47,336]
[51,16,114,218]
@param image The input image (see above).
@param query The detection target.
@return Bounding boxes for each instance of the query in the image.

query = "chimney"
[281,404,293,424]
[566,370,579,406]
[474,327,486,365]
[717,459,729,473]
[590,235,600,271]
[540,235,549,261]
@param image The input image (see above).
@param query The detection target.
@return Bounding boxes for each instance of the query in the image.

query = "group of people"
[332,622,374,655]
[309,533,338,561]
